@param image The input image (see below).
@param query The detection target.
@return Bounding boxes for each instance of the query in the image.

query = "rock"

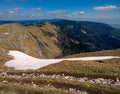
[83,77,88,81]
[115,82,120,86]
[64,76,69,80]
[40,74,45,77]
[98,78,104,82]
[76,90,81,93]
[69,88,75,92]
[81,91,88,94]
[89,80,94,83]
[51,75,56,79]
[0,72,7,76]
[116,78,119,82]
[97,60,104,63]
[62,73,65,76]
[22,73,26,77]
[94,79,101,84]
[2,80,8,83]
[107,79,113,85]
[79,78,85,82]
[102,80,107,84]
[31,82,37,88]
[30,73,36,77]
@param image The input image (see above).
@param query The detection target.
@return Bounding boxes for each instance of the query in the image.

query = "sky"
[0,0,120,24]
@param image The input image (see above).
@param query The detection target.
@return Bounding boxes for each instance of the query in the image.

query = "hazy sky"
[0,0,120,24]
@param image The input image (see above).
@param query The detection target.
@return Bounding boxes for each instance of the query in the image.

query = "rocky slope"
[0,23,75,59]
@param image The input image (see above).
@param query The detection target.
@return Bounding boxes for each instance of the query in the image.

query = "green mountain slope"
[50,19,120,52]
[0,19,120,60]
[0,23,62,59]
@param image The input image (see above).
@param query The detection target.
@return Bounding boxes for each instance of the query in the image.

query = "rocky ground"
[0,72,120,94]
[0,72,89,94]
[1,72,120,86]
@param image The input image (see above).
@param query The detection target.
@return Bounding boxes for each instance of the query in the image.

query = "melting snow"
[5,50,120,70]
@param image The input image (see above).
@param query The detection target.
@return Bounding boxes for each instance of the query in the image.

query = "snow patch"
[5,33,9,35]
[5,50,120,70]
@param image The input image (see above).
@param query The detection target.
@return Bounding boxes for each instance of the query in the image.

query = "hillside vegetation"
[0,23,72,59]
[0,20,120,94]
[51,19,120,52]
[0,19,120,60]
[0,49,120,94]
[64,49,120,58]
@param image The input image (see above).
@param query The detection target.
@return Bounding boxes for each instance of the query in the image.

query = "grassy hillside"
[0,49,120,94]
[38,58,120,79]
[0,23,63,59]
[64,49,120,58]
[1,49,119,79]
[0,21,120,60]
[0,76,120,94]
[0,22,120,94]
[37,49,120,79]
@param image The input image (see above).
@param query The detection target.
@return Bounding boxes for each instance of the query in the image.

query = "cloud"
[0,7,27,20]
[0,7,23,16]
[8,8,23,14]
[8,10,15,14]
[73,11,85,15]
[79,11,85,14]
[31,8,42,12]
[12,8,22,11]
[93,5,117,11]
[72,12,77,16]
[48,10,67,15]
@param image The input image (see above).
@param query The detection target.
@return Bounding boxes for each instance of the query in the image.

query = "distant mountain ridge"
[49,19,120,52]
[0,19,49,25]
[0,19,120,59]
[0,19,59,26]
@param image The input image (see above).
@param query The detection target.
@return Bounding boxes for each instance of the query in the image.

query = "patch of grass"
[0,83,70,94]
[0,76,120,94]
[0,49,120,94]
[4,49,120,79]
[37,58,120,79]
[0,56,14,72]
[0,91,16,94]
[64,49,120,58]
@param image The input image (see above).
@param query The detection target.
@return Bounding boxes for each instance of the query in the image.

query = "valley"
[0,20,120,94]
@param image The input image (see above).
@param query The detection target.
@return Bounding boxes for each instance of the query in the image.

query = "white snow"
[5,32,9,35]
[5,50,120,70]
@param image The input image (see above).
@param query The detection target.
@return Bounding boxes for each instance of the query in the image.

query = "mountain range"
[0,19,120,59]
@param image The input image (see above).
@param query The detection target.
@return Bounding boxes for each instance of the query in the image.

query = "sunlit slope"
[64,49,120,58]
[0,23,63,59]
[38,49,120,79]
